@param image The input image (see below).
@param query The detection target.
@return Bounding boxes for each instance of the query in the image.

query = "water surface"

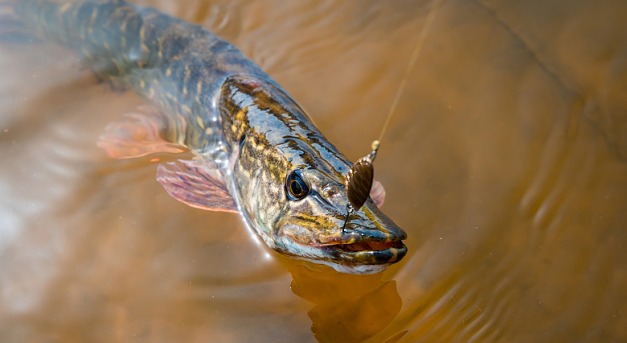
[1,0,626,342]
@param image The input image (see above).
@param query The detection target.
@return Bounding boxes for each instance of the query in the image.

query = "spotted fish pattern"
[11,0,407,274]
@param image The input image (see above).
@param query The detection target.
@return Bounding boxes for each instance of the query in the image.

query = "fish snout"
[344,200,407,240]
[321,202,408,265]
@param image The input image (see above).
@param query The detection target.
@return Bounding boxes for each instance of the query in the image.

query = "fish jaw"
[274,195,408,274]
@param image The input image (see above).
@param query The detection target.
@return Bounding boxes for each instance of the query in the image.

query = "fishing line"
[376,0,443,150]
[345,0,443,210]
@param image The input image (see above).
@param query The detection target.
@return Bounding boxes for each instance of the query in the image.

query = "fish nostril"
[322,185,337,198]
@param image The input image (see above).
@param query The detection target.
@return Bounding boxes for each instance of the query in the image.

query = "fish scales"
[10,0,407,274]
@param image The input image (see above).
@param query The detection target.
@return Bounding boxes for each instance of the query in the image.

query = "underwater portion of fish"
[6,0,407,273]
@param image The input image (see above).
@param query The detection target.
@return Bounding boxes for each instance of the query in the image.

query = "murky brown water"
[1,0,626,342]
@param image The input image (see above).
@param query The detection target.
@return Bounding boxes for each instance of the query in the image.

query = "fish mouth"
[321,238,407,265]
[331,239,405,253]
[278,218,408,273]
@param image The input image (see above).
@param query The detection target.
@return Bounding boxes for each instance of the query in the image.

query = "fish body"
[9,0,407,274]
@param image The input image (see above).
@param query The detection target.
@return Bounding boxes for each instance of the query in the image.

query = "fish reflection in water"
[285,261,403,342]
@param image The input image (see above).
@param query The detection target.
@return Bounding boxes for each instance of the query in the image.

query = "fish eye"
[285,170,310,200]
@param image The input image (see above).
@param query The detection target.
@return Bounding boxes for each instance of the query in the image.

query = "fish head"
[221,75,407,274]
[272,166,408,274]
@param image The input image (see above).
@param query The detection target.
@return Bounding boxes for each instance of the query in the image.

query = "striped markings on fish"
[5,0,407,274]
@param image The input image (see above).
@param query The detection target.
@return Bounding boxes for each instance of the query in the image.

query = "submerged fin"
[370,180,386,208]
[98,105,187,159]
[156,159,237,213]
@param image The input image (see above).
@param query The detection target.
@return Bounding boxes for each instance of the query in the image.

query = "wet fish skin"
[11,0,408,274]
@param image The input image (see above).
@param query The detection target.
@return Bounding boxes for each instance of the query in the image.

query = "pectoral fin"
[98,105,187,159]
[156,159,237,213]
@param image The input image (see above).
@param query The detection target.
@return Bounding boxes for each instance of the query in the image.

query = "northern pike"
[4,0,407,274]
